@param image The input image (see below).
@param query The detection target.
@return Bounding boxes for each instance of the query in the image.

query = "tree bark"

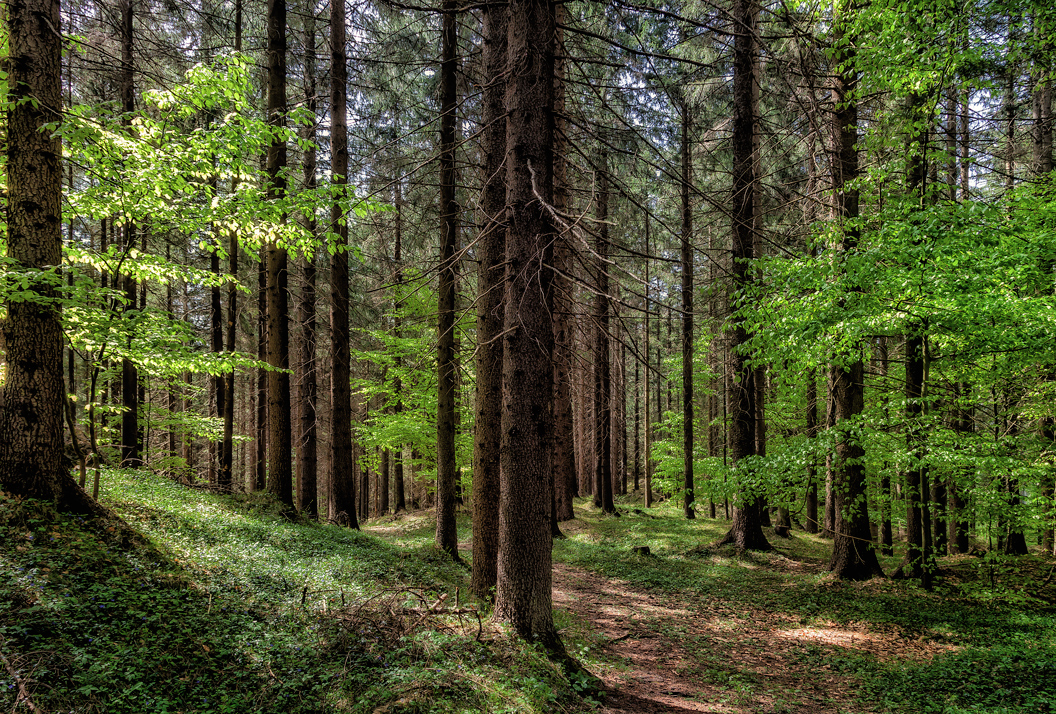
[0,0,95,511]
[718,0,769,551]
[296,16,319,516]
[328,0,358,527]
[435,0,461,559]
[495,0,563,651]
[119,0,140,469]
[551,3,576,523]
[471,0,507,602]
[680,96,695,520]
[592,143,615,516]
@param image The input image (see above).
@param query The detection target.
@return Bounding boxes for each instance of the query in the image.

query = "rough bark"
[552,4,576,523]
[471,0,507,602]
[435,0,460,559]
[804,370,819,533]
[592,144,615,515]
[393,181,406,514]
[119,0,139,469]
[680,96,695,520]
[0,0,95,512]
[328,0,358,527]
[265,0,293,510]
[293,9,318,516]
[718,0,769,551]
[495,0,563,651]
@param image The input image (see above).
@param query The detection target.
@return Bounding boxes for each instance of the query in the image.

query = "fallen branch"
[0,640,40,714]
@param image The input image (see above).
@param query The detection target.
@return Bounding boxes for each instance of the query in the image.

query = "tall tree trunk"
[644,213,653,508]
[328,0,358,527]
[877,338,893,555]
[223,4,241,487]
[471,0,507,601]
[827,27,882,580]
[0,0,94,510]
[950,381,971,553]
[119,0,140,469]
[266,0,293,510]
[719,0,769,551]
[295,7,318,517]
[393,181,407,514]
[680,96,695,520]
[551,4,576,523]
[592,143,615,515]
[495,0,563,652]
[255,260,268,491]
[435,0,461,559]
[804,369,819,534]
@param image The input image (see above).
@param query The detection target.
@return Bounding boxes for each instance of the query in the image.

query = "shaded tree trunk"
[551,4,576,523]
[471,0,507,601]
[495,0,563,651]
[804,370,819,533]
[718,0,769,551]
[435,0,461,559]
[295,64,319,516]
[119,0,140,469]
[592,143,615,516]
[680,96,695,520]
[265,0,293,511]
[328,0,358,527]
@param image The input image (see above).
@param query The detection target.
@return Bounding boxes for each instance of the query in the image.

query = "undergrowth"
[5,474,1055,713]
[0,471,586,714]
[549,493,1056,713]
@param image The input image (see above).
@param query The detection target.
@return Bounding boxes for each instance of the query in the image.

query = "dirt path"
[552,562,886,714]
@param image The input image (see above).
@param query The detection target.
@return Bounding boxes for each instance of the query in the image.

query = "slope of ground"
[4,472,1056,714]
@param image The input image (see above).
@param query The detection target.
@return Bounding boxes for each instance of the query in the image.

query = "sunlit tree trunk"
[0,0,95,511]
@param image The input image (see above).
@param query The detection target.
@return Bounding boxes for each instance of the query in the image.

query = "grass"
[0,470,586,714]
[551,493,1056,713]
[3,474,1055,713]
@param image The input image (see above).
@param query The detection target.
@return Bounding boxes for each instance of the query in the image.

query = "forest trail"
[551,561,876,714]
[547,526,979,714]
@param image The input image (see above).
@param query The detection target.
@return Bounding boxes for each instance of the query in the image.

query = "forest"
[1,0,1056,710]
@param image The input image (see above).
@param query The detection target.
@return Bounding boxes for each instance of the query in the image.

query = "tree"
[329,0,358,528]
[118,0,140,469]
[592,142,616,515]
[435,0,460,560]
[265,0,294,511]
[471,0,507,602]
[825,12,884,581]
[718,0,770,551]
[0,0,86,507]
[679,94,695,521]
[495,0,562,650]
[295,0,319,518]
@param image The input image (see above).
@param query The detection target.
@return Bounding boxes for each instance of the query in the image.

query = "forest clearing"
[3,470,1054,714]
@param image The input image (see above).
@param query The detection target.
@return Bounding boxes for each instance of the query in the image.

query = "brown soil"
[551,559,942,714]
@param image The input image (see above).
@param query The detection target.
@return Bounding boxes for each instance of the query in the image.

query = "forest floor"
[4,471,1056,714]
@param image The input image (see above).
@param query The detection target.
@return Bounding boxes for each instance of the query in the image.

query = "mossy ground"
[2,475,1055,713]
